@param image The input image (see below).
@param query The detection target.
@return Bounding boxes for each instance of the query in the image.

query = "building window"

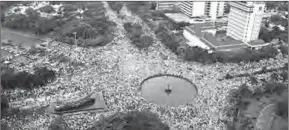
[259,7,262,11]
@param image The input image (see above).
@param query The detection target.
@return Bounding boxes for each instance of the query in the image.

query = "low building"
[183,23,216,50]
[183,22,248,51]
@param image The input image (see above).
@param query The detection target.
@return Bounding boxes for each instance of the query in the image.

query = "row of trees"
[224,63,288,80]
[266,1,288,11]
[3,8,62,35]
[48,110,169,130]
[56,17,115,47]
[123,22,154,50]
[1,66,56,114]
[155,25,181,54]
[53,2,116,47]
[1,66,56,90]
[183,45,279,64]
[87,110,170,130]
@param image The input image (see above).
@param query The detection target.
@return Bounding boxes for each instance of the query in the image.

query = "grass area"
[213,32,244,46]
[1,28,44,48]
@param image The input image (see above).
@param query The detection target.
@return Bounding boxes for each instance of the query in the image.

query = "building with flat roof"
[156,1,179,10]
[226,2,265,43]
[179,1,225,20]
[183,22,248,51]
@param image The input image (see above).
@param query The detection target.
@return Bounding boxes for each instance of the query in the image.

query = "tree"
[278,33,288,43]
[25,8,39,20]
[15,71,31,88]
[87,111,170,130]
[151,2,157,10]
[271,26,282,39]
[62,4,77,12]
[266,2,278,10]
[276,95,288,118]
[1,95,9,110]
[278,2,288,11]
[270,15,281,22]
[258,27,272,43]
[39,5,55,13]
[270,14,288,27]
[140,35,153,48]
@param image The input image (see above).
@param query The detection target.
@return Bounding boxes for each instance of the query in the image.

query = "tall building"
[156,1,179,10]
[179,1,225,19]
[226,2,265,43]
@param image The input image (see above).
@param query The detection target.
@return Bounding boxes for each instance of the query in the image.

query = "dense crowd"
[1,2,288,130]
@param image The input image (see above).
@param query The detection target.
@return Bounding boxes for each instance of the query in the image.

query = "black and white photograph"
[0,1,288,130]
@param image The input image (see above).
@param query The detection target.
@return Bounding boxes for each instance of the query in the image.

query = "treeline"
[55,2,116,47]
[1,66,56,114]
[123,23,153,50]
[56,20,115,47]
[3,8,63,35]
[86,111,170,130]
[259,26,288,43]
[224,63,288,80]
[1,66,56,90]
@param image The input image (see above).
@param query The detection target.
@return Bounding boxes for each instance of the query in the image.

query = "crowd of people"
[1,2,288,130]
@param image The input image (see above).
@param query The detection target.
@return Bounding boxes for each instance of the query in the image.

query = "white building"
[156,1,179,10]
[179,1,225,20]
[226,2,265,43]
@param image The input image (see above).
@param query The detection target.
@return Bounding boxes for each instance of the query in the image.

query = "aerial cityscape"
[0,1,288,130]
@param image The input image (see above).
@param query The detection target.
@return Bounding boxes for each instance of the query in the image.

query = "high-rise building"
[226,2,265,43]
[156,1,179,10]
[179,1,225,19]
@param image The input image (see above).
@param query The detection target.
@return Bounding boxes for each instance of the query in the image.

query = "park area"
[1,1,288,130]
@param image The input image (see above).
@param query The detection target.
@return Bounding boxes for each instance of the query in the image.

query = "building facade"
[226,2,265,43]
[179,1,225,19]
[156,1,179,10]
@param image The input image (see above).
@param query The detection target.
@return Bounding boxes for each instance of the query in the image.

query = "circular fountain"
[140,74,198,107]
